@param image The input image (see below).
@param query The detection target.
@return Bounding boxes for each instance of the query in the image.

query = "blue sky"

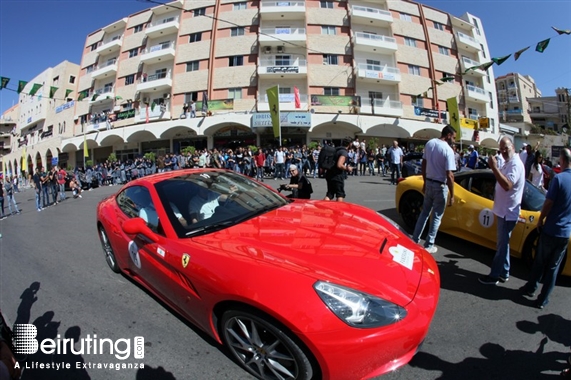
[1,0,570,114]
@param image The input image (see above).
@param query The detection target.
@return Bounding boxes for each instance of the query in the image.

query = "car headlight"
[314,281,407,328]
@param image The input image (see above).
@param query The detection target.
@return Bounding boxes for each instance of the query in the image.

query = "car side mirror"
[122,217,160,243]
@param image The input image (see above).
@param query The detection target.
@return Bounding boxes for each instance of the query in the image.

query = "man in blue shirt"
[466,145,479,169]
[520,148,571,309]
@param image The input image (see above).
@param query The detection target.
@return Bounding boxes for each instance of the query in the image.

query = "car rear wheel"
[400,191,424,230]
[221,309,314,380]
[99,226,120,273]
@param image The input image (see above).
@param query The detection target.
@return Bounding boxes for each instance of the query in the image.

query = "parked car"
[401,152,423,178]
[396,169,571,276]
[97,169,440,380]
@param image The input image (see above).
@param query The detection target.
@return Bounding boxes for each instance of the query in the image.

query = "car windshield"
[154,170,287,238]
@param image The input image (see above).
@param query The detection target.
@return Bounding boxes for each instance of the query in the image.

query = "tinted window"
[522,180,545,212]
[116,185,162,233]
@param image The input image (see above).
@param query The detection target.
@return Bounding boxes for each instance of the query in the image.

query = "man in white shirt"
[388,140,404,185]
[479,136,525,285]
[274,147,286,180]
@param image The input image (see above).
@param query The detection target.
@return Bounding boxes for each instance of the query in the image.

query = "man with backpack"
[321,139,353,202]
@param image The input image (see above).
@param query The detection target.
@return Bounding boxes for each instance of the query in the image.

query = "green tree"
[107,152,117,163]
[144,152,156,162]
[182,146,196,155]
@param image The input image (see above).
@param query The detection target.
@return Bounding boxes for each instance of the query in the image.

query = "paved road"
[0,173,570,379]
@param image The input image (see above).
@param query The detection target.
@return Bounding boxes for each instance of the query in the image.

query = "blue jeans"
[7,194,19,214]
[412,181,448,248]
[42,187,49,207]
[275,163,285,179]
[256,167,264,180]
[524,233,568,304]
[35,190,42,210]
[390,163,401,184]
[59,183,66,201]
[489,216,517,278]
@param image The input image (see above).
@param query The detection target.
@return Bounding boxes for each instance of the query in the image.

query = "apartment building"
[4,0,501,170]
[495,72,541,124]
[2,61,79,176]
[528,88,571,132]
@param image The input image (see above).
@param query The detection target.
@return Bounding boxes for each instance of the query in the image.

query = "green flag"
[266,86,280,140]
[49,86,59,98]
[65,89,73,98]
[91,93,99,101]
[492,54,511,65]
[446,97,461,141]
[151,102,156,112]
[17,81,27,94]
[78,90,88,101]
[115,95,123,100]
[514,46,530,61]
[536,39,550,53]
[29,83,43,96]
[552,26,571,35]
[0,77,9,90]
[441,76,455,82]
[477,61,494,71]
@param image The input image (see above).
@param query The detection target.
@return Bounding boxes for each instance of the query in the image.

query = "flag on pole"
[514,46,530,61]
[22,148,27,171]
[29,83,43,96]
[535,39,550,53]
[294,86,301,109]
[266,86,280,139]
[0,77,9,90]
[65,89,73,98]
[17,81,27,94]
[83,135,89,158]
[49,86,59,98]
[446,97,461,141]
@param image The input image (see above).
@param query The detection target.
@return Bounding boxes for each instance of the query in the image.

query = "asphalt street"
[0,172,570,380]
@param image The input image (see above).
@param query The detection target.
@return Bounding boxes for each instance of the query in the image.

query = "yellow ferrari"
[395,169,571,276]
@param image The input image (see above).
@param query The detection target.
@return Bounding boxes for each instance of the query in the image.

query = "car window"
[155,170,287,238]
[116,185,163,234]
[470,177,495,201]
[522,180,545,212]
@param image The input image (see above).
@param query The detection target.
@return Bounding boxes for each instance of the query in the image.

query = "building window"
[324,87,339,96]
[275,55,291,66]
[186,61,199,72]
[411,95,423,107]
[134,24,144,33]
[90,43,98,51]
[231,27,245,37]
[404,37,416,47]
[194,7,206,16]
[438,46,449,56]
[229,56,244,67]
[233,2,247,10]
[229,88,242,99]
[185,92,198,103]
[323,54,338,65]
[69,75,75,84]
[480,44,486,58]
[86,65,95,74]
[400,13,412,22]
[189,32,202,43]
[320,1,333,8]
[408,65,421,76]
[53,76,59,85]
[128,48,138,58]
[434,21,445,31]
[489,92,494,109]
[321,26,336,35]
[369,91,383,100]
[366,59,381,70]
[125,74,135,85]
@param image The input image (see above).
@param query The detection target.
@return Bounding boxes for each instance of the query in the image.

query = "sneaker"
[425,246,438,254]
[37,208,41,212]
[478,275,499,285]
[519,285,535,297]
[498,276,509,283]
[78,195,82,198]
[535,299,548,309]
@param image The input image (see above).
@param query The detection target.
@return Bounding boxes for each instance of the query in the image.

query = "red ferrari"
[96,169,440,380]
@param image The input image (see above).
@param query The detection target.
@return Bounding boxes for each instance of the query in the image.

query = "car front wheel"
[221,309,314,380]
[400,191,424,230]
[99,225,120,273]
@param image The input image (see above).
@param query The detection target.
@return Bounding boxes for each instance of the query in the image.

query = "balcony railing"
[458,32,477,44]
[354,32,396,44]
[142,41,175,55]
[352,5,391,17]
[141,70,170,83]
[462,57,480,68]
[260,27,306,36]
[97,58,117,70]
[467,84,486,96]
[148,15,179,28]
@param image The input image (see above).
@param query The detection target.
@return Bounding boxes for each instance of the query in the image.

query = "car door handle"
[459,198,466,204]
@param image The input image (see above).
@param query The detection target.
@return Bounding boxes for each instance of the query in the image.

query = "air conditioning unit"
[264,46,272,54]
[277,46,285,53]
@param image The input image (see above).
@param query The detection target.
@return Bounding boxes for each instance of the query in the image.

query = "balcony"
[355,63,400,83]
[260,1,305,20]
[259,27,306,46]
[504,109,523,115]
[456,32,481,53]
[353,32,397,54]
[360,98,403,117]
[258,57,307,77]
[460,57,485,76]
[96,36,123,55]
[91,58,118,80]
[136,70,173,92]
[350,5,393,26]
[145,16,179,39]
[89,86,115,104]
[258,93,308,112]
[465,84,488,103]
[136,102,171,123]
[87,113,113,132]
[140,41,176,65]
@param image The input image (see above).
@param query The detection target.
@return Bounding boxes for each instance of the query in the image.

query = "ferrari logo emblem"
[182,253,190,268]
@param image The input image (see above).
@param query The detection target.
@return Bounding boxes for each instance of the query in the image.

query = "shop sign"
[414,106,447,119]
[56,101,75,114]
[266,66,299,74]
[117,109,136,120]
[252,112,311,128]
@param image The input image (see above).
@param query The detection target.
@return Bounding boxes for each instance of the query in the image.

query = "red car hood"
[193,201,424,305]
